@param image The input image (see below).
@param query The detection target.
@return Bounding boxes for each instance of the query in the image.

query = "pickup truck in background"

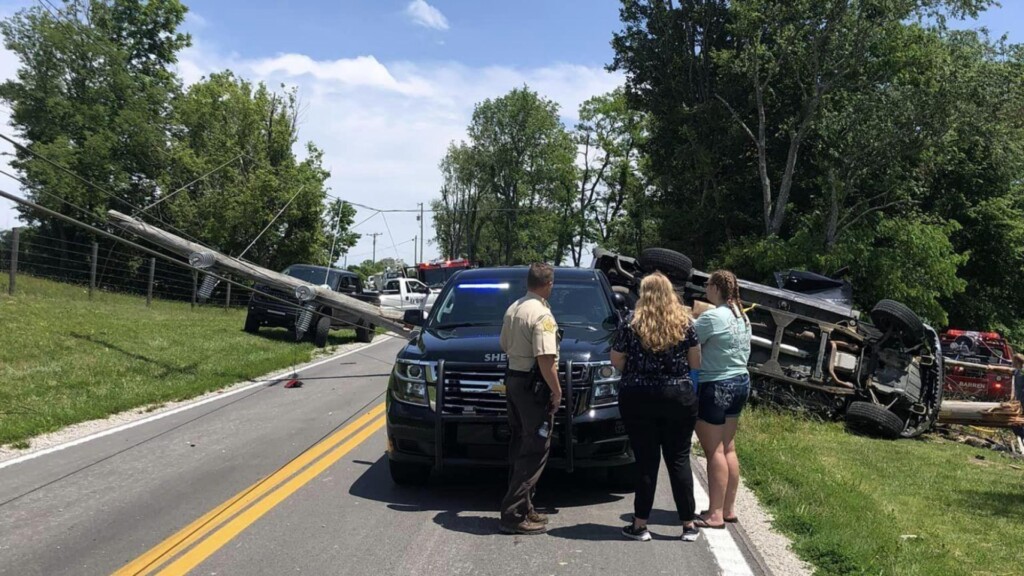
[245,264,380,347]
[378,277,438,317]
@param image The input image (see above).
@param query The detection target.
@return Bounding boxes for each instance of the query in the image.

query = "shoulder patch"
[540,316,556,333]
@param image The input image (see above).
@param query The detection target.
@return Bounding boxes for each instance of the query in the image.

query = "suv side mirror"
[403,309,426,327]
[612,291,629,310]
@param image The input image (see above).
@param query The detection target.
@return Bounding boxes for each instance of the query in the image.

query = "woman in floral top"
[611,272,702,543]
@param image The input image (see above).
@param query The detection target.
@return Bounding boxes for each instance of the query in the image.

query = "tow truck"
[384,266,634,485]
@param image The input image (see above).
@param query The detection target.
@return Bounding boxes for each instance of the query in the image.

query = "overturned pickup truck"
[591,247,944,439]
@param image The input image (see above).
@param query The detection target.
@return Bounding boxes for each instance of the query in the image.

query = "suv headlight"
[390,360,436,406]
[592,364,621,407]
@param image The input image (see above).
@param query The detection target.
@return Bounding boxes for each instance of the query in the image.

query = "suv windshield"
[284,265,345,289]
[429,275,613,328]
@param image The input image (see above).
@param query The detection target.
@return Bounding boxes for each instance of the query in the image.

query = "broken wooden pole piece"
[107,210,407,336]
[943,358,1016,374]
[938,400,1024,427]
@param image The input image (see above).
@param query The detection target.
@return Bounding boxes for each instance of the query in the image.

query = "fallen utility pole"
[106,210,408,336]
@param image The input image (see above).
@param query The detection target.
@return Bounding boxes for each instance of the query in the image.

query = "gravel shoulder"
[694,454,814,576]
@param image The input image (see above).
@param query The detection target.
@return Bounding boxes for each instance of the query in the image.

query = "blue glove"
[689,369,700,393]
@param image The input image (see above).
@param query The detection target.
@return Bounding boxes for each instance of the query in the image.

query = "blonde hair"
[630,272,693,353]
[1014,353,1024,368]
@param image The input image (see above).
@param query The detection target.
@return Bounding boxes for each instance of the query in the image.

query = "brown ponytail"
[708,270,748,325]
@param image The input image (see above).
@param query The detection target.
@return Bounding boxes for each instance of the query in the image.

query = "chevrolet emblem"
[491,382,507,396]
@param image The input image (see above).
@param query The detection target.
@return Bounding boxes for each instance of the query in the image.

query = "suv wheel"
[388,459,431,485]
[638,248,693,284]
[844,401,906,439]
[312,315,331,348]
[356,325,375,343]
[243,311,260,334]
[870,300,925,345]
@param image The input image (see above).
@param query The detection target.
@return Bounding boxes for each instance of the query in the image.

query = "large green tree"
[609,0,1023,328]
[161,71,343,270]
[0,0,190,252]
[432,87,575,265]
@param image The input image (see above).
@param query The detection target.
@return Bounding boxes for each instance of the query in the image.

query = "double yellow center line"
[114,403,386,576]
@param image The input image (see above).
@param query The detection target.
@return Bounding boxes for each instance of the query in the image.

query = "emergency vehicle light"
[457,283,510,290]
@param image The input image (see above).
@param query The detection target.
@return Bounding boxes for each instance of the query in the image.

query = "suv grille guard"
[433,359,589,474]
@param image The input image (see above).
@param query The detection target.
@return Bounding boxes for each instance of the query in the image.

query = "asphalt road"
[0,336,759,576]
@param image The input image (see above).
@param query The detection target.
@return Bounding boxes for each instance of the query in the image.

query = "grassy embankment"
[0,274,357,448]
[739,408,1023,576]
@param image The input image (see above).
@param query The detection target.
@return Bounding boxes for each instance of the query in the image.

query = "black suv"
[244,264,380,347]
[385,267,634,485]
[592,248,944,440]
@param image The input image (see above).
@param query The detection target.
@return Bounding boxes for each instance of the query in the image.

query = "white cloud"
[0,34,624,263]
[405,0,449,31]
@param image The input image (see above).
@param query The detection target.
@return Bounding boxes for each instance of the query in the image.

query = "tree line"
[431,0,1024,343]
[0,0,358,293]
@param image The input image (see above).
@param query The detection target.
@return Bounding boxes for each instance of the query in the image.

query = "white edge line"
[692,471,756,576]
[0,336,396,471]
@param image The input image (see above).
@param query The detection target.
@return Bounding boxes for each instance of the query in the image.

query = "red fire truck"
[413,258,474,290]
[941,329,1016,400]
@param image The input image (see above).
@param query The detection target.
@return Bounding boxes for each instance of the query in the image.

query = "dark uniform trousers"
[500,370,553,524]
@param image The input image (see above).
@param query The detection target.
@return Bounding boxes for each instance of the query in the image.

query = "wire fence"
[0,227,254,308]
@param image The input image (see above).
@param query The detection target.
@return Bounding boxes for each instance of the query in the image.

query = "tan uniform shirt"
[499,292,559,371]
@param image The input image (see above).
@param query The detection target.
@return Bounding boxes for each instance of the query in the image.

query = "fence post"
[8,227,19,296]
[192,270,197,309]
[225,279,231,309]
[147,257,155,307]
[89,242,98,299]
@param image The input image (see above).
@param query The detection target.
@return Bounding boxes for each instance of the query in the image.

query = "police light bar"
[457,283,510,289]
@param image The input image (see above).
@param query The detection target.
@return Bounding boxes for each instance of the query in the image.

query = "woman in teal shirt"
[692,270,752,529]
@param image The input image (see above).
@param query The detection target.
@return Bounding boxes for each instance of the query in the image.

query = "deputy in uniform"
[498,262,561,535]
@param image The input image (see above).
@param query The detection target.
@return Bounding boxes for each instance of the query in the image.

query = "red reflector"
[946,329,965,337]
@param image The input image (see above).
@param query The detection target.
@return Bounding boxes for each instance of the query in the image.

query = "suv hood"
[398,324,616,365]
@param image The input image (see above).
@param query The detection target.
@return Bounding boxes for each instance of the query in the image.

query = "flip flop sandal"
[699,510,738,523]
[693,517,727,529]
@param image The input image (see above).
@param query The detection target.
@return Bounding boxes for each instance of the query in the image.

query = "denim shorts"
[697,373,751,425]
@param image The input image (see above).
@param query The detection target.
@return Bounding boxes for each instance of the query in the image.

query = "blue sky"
[0,0,1021,265]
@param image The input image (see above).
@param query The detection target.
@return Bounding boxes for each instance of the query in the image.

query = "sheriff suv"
[384,267,634,485]
[592,247,945,440]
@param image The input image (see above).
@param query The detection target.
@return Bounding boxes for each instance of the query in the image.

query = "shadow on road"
[349,456,630,536]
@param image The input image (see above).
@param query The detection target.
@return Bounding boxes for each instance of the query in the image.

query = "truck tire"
[870,299,925,345]
[312,315,331,348]
[638,248,693,284]
[243,311,260,334]
[844,401,906,440]
[388,459,431,486]
[356,325,375,343]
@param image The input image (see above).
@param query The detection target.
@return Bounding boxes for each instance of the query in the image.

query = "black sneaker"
[622,524,652,541]
[681,524,700,542]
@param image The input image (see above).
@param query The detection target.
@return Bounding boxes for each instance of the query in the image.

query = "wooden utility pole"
[368,232,382,263]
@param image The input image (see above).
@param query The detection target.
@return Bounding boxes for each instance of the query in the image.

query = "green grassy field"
[0,274,357,448]
[739,408,1024,576]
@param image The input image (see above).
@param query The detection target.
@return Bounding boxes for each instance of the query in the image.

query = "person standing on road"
[611,272,702,542]
[498,262,562,535]
[693,270,752,530]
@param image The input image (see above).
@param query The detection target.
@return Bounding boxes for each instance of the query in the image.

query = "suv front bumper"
[385,360,633,472]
